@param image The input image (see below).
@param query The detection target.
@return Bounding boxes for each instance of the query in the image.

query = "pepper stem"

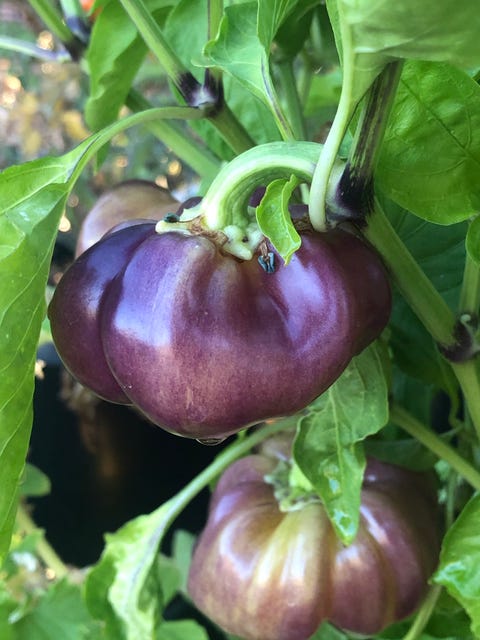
[156,141,328,260]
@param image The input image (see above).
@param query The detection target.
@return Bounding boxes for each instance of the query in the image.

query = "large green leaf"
[164,0,280,157]
[203,2,290,137]
[0,163,71,563]
[0,107,191,563]
[378,61,480,225]
[257,0,301,49]
[326,0,480,106]
[293,343,389,544]
[434,494,480,638]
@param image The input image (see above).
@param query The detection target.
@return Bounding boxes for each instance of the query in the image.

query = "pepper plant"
[1,1,480,639]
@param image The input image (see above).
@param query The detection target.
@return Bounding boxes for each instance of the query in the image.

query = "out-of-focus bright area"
[0,0,194,250]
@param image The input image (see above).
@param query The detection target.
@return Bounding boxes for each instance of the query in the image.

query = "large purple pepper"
[48,204,391,439]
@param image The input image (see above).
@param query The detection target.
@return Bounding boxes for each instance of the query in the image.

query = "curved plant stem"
[402,584,443,640]
[16,503,68,579]
[309,0,357,231]
[108,418,297,570]
[126,91,221,182]
[390,404,480,491]
[0,36,71,62]
[68,105,208,186]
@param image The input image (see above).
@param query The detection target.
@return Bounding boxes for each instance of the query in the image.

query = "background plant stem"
[459,247,480,314]
[275,58,306,140]
[402,584,443,640]
[118,0,255,153]
[390,404,480,491]
[126,91,221,181]
[364,201,456,347]
[16,504,68,579]
[27,0,74,43]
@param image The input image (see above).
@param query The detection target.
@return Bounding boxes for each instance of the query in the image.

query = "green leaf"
[378,61,480,224]
[434,493,480,638]
[13,579,101,640]
[85,0,173,131]
[0,582,16,640]
[0,162,71,563]
[336,0,480,70]
[204,3,274,105]
[308,621,349,639]
[256,175,301,263]
[384,196,465,402]
[165,0,280,155]
[257,0,299,49]
[466,216,480,266]
[327,0,480,107]
[19,464,51,498]
[203,2,289,137]
[156,620,209,640]
[273,1,320,59]
[0,107,184,564]
[293,343,389,544]
[84,504,178,640]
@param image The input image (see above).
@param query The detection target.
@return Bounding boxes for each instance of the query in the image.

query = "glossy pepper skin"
[48,204,391,439]
[187,446,440,640]
[75,180,177,257]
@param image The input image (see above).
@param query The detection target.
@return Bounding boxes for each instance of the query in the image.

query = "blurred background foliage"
[0,0,197,253]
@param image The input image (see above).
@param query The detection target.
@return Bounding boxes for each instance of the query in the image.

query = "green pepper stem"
[390,404,480,492]
[169,141,324,259]
[118,0,255,153]
[334,61,403,221]
[118,0,199,98]
[308,5,356,231]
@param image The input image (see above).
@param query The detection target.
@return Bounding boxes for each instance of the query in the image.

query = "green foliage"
[2,0,480,638]
[12,579,101,640]
[84,500,187,640]
[293,343,389,544]
[19,464,51,498]
[378,62,480,224]
[256,176,301,263]
[434,494,480,638]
